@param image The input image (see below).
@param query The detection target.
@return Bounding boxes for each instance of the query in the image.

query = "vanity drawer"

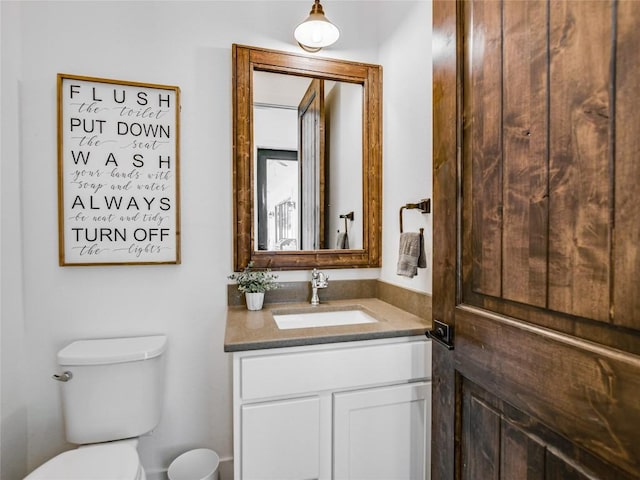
[239,337,430,401]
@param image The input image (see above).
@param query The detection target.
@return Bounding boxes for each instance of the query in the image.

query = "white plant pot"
[245,292,265,311]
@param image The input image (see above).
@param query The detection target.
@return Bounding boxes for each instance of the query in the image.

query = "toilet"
[25,335,167,480]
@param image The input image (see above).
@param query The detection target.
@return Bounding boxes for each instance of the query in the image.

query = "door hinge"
[426,319,454,350]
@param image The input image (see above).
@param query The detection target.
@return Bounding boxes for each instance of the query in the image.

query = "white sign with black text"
[58,74,180,265]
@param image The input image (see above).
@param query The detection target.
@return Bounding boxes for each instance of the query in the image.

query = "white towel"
[397,232,426,278]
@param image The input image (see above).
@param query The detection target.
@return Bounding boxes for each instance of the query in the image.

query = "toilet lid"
[24,443,141,480]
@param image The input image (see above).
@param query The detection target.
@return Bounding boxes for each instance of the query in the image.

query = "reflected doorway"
[256,148,299,251]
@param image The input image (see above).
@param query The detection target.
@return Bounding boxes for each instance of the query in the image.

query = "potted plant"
[228,261,279,310]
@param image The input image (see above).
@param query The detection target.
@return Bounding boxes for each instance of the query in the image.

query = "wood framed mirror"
[232,44,382,270]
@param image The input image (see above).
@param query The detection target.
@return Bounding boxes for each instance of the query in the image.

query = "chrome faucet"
[310,268,329,306]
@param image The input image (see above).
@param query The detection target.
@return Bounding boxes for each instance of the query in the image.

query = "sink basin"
[272,305,378,330]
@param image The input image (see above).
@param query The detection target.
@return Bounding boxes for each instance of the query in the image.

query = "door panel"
[501,0,549,308]
[456,307,640,477]
[463,0,503,298]
[462,0,619,324]
[614,0,640,327]
[500,420,545,480]
[461,388,500,480]
[458,0,640,350]
[432,1,640,479]
[460,375,635,480]
[547,0,612,321]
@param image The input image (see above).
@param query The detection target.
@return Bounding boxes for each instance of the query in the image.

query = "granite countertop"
[224,298,431,352]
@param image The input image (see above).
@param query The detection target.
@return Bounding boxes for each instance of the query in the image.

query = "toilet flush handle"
[52,371,73,382]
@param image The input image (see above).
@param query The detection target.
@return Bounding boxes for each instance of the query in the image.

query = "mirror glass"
[253,71,363,251]
[232,44,382,270]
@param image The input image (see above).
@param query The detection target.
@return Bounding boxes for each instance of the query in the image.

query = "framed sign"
[57,74,181,265]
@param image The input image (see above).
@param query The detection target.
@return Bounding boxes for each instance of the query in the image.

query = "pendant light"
[294,0,340,53]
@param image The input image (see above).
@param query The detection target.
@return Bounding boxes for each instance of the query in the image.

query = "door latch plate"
[426,319,454,350]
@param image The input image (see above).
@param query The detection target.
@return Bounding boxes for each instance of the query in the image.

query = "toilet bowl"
[24,335,167,480]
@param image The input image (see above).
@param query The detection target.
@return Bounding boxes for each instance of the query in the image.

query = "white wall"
[1,2,29,479]
[254,107,298,152]
[378,1,433,293]
[0,1,431,478]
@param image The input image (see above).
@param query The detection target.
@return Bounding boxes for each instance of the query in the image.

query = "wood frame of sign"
[57,74,181,266]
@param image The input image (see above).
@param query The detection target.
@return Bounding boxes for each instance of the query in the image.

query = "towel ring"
[399,199,430,233]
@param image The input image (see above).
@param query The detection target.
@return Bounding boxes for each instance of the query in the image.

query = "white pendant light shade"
[294,0,340,52]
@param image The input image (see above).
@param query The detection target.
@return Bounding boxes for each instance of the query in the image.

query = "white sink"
[272,306,378,330]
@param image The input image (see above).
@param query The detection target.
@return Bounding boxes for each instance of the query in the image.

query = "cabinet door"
[241,396,320,480]
[333,381,430,480]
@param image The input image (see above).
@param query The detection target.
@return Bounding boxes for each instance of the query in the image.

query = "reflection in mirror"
[253,71,363,251]
[256,148,298,250]
[232,44,382,270]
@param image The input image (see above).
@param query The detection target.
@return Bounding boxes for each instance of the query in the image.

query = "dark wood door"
[432,1,640,479]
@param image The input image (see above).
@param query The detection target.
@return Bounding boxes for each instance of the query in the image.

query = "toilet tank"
[56,335,167,445]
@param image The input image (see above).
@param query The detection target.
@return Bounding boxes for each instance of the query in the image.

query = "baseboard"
[218,458,234,480]
[145,457,233,480]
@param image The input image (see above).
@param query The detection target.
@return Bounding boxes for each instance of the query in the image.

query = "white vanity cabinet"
[232,336,431,480]
[240,396,321,479]
[333,381,431,479]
